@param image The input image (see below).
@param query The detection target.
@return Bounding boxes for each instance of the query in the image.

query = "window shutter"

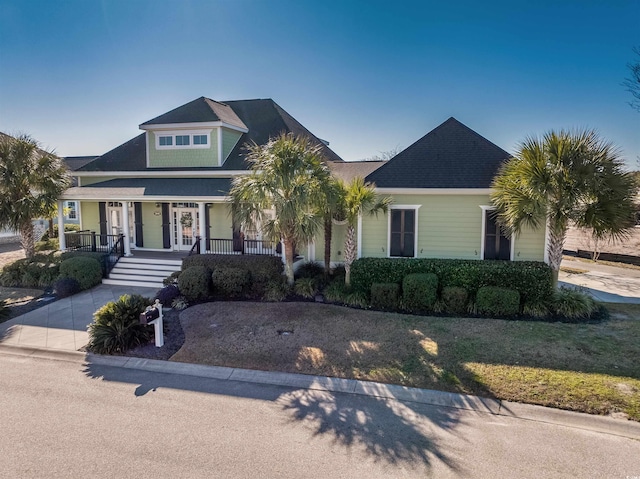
[98,202,107,246]
[134,202,144,247]
[161,203,171,249]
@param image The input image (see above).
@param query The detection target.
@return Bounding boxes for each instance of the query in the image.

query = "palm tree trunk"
[19,220,35,259]
[284,237,296,286]
[547,225,566,288]
[344,224,356,287]
[324,217,332,275]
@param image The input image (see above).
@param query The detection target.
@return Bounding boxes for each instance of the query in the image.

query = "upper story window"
[159,136,173,146]
[155,130,212,150]
[66,201,77,220]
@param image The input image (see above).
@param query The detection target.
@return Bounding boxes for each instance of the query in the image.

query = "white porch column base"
[198,202,206,253]
[122,202,132,256]
[57,201,66,251]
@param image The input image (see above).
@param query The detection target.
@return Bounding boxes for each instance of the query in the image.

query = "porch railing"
[189,237,280,256]
[64,231,125,277]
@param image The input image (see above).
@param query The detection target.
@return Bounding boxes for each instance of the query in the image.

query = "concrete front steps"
[102,256,181,288]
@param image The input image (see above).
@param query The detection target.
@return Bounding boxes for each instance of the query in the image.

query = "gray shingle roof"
[79,98,343,172]
[64,177,232,199]
[140,97,247,130]
[63,156,98,171]
[365,117,512,189]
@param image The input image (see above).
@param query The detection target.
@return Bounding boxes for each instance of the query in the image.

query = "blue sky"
[1,0,638,168]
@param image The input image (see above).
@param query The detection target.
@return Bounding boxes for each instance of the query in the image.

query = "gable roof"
[78,98,343,172]
[140,97,247,130]
[328,161,385,183]
[365,117,512,189]
[64,156,98,171]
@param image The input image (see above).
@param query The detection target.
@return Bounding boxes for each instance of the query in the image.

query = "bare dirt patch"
[0,286,46,323]
[0,242,24,270]
[565,226,640,256]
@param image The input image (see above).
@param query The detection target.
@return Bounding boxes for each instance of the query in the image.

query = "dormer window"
[154,130,212,150]
[159,136,173,146]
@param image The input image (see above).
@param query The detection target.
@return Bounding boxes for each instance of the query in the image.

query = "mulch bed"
[126,308,185,361]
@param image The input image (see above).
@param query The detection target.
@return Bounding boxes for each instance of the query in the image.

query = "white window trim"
[154,129,213,150]
[479,205,514,261]
[387,205,421,258]
[65,201,77,220]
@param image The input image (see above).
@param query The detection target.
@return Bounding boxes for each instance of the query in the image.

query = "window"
[159,136,173,146]
[175,135,190,146]
[193,135,207,145]
[66,201,77,219]
[390,209,416,257]
[482,209,511,260]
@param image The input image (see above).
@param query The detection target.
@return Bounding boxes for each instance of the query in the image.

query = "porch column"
[121,201,132,256]
[57,200,66,251]
[198,202,207,253]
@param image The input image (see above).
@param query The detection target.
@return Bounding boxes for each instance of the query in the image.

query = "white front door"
[107,204,135,247]
[173,208,199,251]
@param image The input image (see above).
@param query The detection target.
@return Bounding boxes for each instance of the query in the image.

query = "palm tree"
[0,134,70,259]
[229,132,332,285]
[342,177,391,287]
[319,177,345,275]
[491,129,636,287]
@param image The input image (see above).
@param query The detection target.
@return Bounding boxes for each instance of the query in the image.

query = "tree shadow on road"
[82,358,465,474]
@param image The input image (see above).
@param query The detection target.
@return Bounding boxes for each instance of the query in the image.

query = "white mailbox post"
[140,299,164,348]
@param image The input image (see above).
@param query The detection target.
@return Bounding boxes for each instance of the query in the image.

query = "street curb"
[2,344,639,440]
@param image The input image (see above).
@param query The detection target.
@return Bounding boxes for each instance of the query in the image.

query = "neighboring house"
[62,156,98,225]
[58,97,547,286]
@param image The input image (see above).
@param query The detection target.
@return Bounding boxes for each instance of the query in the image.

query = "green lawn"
[171,301,640,420]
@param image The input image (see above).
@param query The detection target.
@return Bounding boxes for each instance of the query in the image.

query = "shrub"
[551,287,597,321]
[343,290,369,308]
[60,251,108,275]
[53,277,81,298]
[182,255,283,297]
[0,254,61,288]
[331,265,346,280]
[212,267,251,299]
[59,256,102,290]
[0,300,10,320]
[295,262,325,280]
[441,286,469,315]
[171,296,189,310]
[163,270,181,286]
[263,280,290,302]
[87,294,153,354]
[177,266,211,301]
[155,284,180,307]
[294,277,318,299]
[522,299,550,319]
[351,257,552,307]
[476,286,520,317]
[35,238,59,252]
[402,273,438,312]
[371,283,400,310]
[323,279,347,303]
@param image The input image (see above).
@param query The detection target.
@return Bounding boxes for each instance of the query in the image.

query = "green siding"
[141,202,164,249]
[222,129,243,164]
[80,201,100,232]
[148,131,218,168]
[311,222,347,264]
[80,176,116,186]
[361,194,546,262]
[513,224,546,261]
[208,203,233,239]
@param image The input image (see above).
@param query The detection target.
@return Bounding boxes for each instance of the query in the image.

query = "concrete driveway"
[559,257,640,303]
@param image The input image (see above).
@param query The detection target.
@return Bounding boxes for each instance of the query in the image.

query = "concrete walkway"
[559,257,640,303]
[0,284,158,351]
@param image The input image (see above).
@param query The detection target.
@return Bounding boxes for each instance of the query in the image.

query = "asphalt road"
[0,353,638,479]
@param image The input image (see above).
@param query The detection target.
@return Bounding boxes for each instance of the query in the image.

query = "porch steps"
[102,256,182,289]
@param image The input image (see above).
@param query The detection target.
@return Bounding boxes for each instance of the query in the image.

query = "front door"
[107,204,135,247]
[173,208,199,251]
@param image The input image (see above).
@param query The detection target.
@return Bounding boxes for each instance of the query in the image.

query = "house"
[58,97,547,287]
[62,156,98,224]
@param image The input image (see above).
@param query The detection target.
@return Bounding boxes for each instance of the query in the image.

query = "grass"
[171,301,640,421]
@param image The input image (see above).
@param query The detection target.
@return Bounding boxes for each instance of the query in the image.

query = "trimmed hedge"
[60,251,109,276]
[59,256,103,290]
[178,266,211,301]
[182,255,283,297]
[441,286,469,315]
[351,258,552,306]
[402,273,438,311]
[53,277,81,298]
[371,283,400,310]
[476,286,520,316]
[212,267,251,299]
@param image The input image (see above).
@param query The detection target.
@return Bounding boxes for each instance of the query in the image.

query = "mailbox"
[139,306,160,325]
